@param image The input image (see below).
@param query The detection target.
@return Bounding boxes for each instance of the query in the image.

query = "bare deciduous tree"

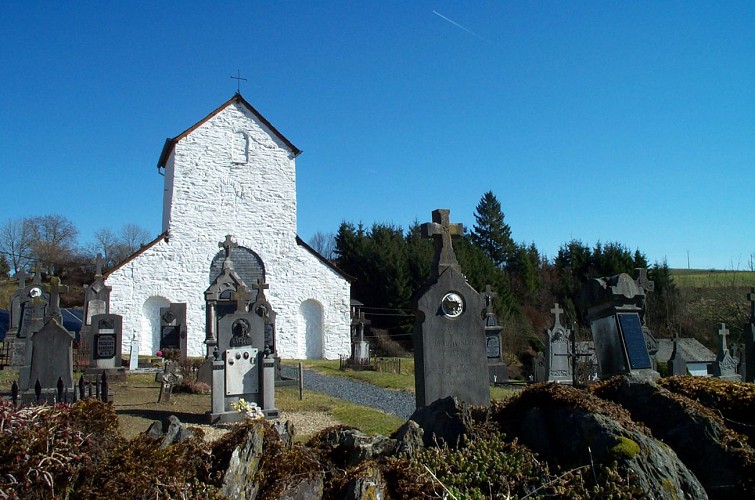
[308,231,336,261]
[25,215,79,275]
[0,217,34,273]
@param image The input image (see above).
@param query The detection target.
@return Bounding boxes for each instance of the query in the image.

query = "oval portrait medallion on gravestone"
[441,292,464,318]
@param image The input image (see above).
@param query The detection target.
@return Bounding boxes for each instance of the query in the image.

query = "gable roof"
[157,93,302,170]
[296,235,355,283]
[103,231,170,279]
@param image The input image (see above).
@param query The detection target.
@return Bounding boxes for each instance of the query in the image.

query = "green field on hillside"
[670,269,755,289]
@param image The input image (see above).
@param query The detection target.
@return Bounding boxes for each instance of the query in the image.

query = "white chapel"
[105,94,352,359]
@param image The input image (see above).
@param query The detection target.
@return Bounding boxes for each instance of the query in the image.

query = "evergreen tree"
[0,254,9,279]
[470,191,514,267]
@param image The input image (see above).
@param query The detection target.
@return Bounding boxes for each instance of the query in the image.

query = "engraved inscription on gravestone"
[95,335,116,359]
[486,336,501,358]
[86,300,107,324]
[618,313,652,370]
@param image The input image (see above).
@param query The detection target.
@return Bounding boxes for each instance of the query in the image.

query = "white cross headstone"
[129,336,139,370]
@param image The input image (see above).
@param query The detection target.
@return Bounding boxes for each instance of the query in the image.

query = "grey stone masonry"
[545,303,573,384]
[413,209,490,409]
[709,323,741,381]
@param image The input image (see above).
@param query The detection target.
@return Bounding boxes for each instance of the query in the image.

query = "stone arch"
[209,246,265,299]
[300,299,324,359]
[141,296,170,354]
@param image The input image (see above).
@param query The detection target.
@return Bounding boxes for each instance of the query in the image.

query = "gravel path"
[280,366,416,420]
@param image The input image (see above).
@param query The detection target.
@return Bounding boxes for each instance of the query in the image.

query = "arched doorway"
[300,299,323,359]
[141,296,170,354]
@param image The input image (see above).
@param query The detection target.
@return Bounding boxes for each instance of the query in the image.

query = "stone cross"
[232,285,253,314]
[483,285,497,316]
[31,265,44,285]
[46,276,69,321]
[356,311,371,341]
[94,253,105,277]
[748,287,755,321]
[635,268,655,293]
[421,209,463,276]
[219,234,238,259]
[551,303,564,328]
[252,278,269,300]
[718,323,730,353]
[14,269,30,289]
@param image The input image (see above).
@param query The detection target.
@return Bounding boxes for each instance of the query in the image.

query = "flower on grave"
[230,398,264,420]
[156,350,164,358]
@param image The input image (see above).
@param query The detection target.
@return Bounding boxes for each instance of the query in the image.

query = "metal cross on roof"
[421,209,463,276]
[551,303,564,328]
[231,70,247,94]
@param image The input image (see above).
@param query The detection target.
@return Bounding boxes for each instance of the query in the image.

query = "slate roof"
[157,93,302,170]
[0,308,83,341]
[655,338,717,363]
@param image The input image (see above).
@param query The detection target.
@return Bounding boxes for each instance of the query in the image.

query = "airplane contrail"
[432,10,484,40]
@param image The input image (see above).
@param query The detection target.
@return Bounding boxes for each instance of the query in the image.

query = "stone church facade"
[105,94,351,359]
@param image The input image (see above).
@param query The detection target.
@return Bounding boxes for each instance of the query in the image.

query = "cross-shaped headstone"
[421,209,463,275]
[357,311,371,341]
[252,278,269,300]
[718,323,730,353]
[232,285,253,314]
[94,253,105,277]
[31,265,44,285]
[14,269,30,289]
[219,234,238,259]
[748,287,755,321]
[635,268,655,293]
[551,303,564,328]
[483,284,497,316]
[46,276,69,322]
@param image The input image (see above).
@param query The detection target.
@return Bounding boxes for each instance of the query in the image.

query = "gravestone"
[582,270,659,380]
[744,288,755,382]
[129,335,140,370]
[26,277,74,391]
[205,235,278,423]
[159,303,187,362]
[90,314,123,370]
[413,209,490,409]
[709,323,741,381]
[351,311,371,365]
[545,303,573,384]
[157,362,184,403]
[483,285,508,384]
[79,254,112,357]
[8,267,47,370]
[667,335,688,376]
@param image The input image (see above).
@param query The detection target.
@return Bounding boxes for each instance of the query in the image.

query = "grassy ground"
[671,269,755,288]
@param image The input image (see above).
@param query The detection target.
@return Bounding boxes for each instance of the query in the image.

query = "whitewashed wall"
[106,100,350,359]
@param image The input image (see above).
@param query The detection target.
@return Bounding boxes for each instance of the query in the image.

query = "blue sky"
[1,1,753,270]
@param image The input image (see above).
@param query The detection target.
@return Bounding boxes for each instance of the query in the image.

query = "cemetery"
[0,97,754,498]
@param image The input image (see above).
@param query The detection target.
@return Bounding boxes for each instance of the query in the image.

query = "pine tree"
[470,191,514,267]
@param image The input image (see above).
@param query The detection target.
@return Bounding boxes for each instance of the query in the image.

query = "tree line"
[313,191,679,349]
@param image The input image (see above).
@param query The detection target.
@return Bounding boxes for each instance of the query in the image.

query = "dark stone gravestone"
[159,303,187,362]
[88,314,125,379]
[667,336,688,376]
[27,277,74,391]
[79,254,112,358]
[205,236,278,423]
[744,288,755,382]
[483,285,508,384]
[545,303,573,384]
[8,267,47,371]
[413,209,490,409]
[709,323,741,381]
[157,362,184,404]
[582,270,659,381]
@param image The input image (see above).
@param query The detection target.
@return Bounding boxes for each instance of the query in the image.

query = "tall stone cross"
[551,303,564,328]
[484,285,497,316]
[748,287,755,321]
[357,311,371,341]
[94,253,105,277]
[14,268,30,289]
[31,264,44,285]
[421,209,463,277]
[718,323,730,353]
[46,276,68,323]
[220,234,238,258]
[635,268,655,293]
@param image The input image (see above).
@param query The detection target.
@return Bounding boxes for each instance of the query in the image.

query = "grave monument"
[582,270,659,380]
[351,311,371,365]
[545,303,573,384]
[744,288,755,382]
[709,323,741,381]
[205,235,278,423]
[413,209,490,408]
[483,285,508,384]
